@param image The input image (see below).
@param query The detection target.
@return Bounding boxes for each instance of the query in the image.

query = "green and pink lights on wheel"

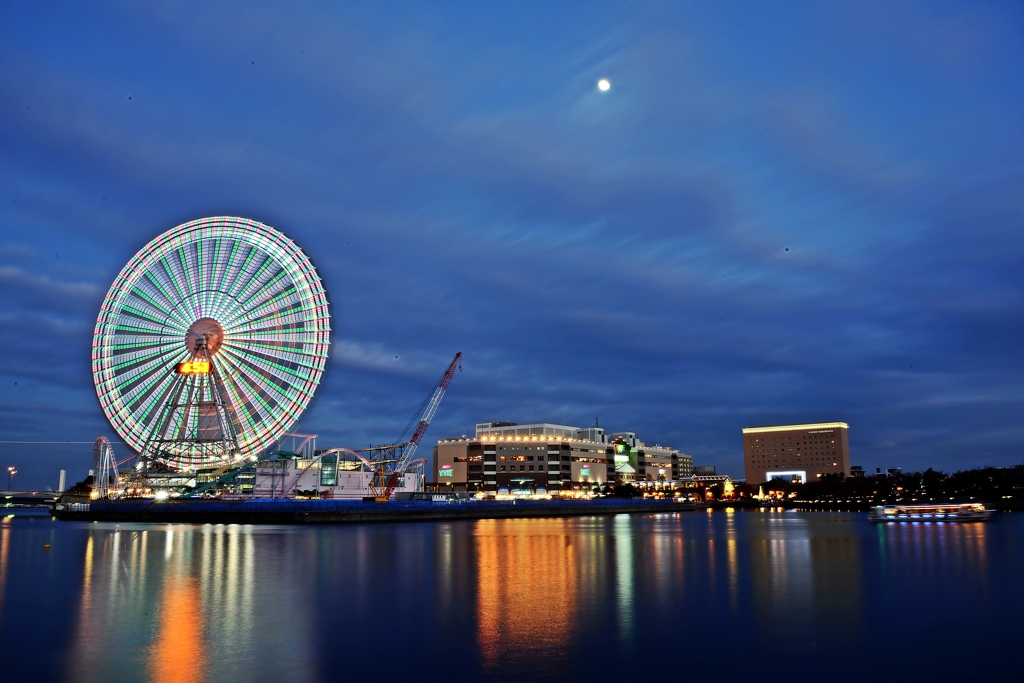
[91,217,331,471]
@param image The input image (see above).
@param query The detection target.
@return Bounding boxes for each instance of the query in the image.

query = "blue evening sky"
[1,1,1022,489]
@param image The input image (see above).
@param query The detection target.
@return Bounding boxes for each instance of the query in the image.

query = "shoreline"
[52,498,699,524]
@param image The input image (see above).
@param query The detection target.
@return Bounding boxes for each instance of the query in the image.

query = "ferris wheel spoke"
[116,352,180,402]
[224,243,258,301]
[232,252,271,304]
[174,245,199,320]
[235,258,279,307]
[242,281,300,322]
[126,285,177,326]
[108,341,182,366]
[201,240,222,320]
[241,269,291,311]
[143,269,183,319]
[205,239,228,318]
[236,302,309,330]
[129,372,181,432]
[214,351,274,437]
[218,346,292,407]
[132,266,189,318]
[227,343,324,381]
[157,255,191,316]
[108,351,181,376]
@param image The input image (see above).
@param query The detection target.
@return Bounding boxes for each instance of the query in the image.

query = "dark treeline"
[744,465,1024,509]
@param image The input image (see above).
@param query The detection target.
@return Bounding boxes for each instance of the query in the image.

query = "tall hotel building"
[743,422,850,484]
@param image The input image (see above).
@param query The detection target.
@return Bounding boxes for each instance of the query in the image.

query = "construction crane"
[184,353,463,501]
[379,352,462,499]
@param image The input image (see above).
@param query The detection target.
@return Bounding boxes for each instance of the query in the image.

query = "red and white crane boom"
[394,352,461,475]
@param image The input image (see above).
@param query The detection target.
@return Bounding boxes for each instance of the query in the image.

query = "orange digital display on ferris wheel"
[176,360,211,375]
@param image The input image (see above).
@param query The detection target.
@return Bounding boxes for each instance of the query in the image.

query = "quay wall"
[53,498,698,524]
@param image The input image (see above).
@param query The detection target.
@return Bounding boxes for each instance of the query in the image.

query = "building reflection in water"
[475,518,605,672]
[613,515,634,643]
[67,524,316,683]
[747,511,863,648]
[149,575,205,683]
[40,511,1002,682]
[725,509,739,612]
[0,522,10,622]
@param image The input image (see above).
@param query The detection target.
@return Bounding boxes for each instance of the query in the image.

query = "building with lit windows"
[432,422,691,496]
[743,422,850,484]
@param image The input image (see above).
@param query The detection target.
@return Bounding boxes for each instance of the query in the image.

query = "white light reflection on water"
[613,514,634,648]
[0,512,1015,682]
[66,524,316,683]
[0,523,10,621]
[725,508,739,613]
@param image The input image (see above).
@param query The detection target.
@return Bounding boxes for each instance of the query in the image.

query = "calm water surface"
[0,510,1020,682]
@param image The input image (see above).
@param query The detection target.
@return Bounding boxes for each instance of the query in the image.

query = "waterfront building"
[742,422,850,484]
[677,454,695,478]
[434,422,690,495]
[678,473,734,501]
[607,431,692,482]
[251,456,419,499]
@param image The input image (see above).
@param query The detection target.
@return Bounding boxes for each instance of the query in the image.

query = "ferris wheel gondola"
[92,216,331,471]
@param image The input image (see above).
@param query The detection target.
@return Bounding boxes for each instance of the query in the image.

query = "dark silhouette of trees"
[791,465,1023,507]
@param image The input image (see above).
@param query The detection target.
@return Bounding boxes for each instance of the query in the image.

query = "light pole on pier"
[6,466,15,491]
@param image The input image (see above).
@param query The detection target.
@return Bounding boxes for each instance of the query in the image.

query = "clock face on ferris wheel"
[92,217,331,470]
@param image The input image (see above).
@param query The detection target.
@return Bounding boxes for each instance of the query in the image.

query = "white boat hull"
[869,508,993,523]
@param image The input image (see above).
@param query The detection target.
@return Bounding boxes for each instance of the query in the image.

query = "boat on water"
[868,502,993,523]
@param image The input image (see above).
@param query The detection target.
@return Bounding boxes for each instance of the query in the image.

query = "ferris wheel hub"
[186,317,224,355]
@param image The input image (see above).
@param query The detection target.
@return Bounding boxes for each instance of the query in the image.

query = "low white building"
[252,456,421,499]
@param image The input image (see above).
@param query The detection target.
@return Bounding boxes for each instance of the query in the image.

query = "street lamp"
[7,466,16,491]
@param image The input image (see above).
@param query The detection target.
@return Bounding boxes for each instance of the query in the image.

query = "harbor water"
[0,509,1020,682]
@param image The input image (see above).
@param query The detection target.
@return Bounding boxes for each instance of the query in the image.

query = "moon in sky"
[598,78,611,91]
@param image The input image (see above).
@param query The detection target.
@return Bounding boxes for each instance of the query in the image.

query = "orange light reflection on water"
[475,519,579,668]
[149,576,207,683]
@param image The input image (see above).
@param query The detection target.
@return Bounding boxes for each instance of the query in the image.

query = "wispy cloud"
[0,1,1022,487]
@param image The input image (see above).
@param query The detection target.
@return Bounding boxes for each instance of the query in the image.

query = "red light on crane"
[176,360,211,375]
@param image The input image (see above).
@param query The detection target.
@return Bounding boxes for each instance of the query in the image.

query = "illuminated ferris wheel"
[92,217,331,471]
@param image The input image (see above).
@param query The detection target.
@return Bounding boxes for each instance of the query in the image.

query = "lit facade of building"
[742,422,850,484]
[433,422,690,495]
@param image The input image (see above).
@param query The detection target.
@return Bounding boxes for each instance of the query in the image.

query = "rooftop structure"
[475,422,606,442]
